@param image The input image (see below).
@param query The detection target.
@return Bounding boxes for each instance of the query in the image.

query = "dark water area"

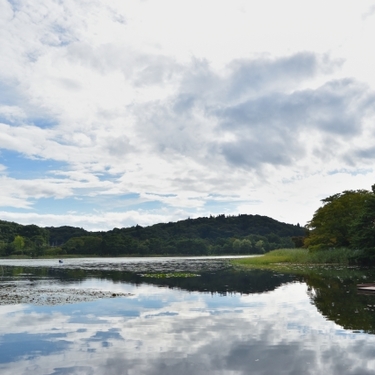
[1,257,375,374]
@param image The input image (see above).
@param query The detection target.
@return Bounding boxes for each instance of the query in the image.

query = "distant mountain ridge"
[0,214,306,257]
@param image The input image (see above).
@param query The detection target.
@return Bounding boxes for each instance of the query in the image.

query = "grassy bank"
[232,248,361,270]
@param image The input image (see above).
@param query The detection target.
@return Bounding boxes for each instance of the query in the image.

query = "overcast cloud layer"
[1,0,375,230]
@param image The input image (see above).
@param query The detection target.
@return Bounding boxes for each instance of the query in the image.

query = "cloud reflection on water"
[0,282,375,375]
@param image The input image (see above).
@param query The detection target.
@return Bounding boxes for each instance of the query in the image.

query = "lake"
[1,256,375,374]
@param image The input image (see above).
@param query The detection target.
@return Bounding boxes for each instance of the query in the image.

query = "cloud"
[224,52,341,99]
[362,4,375,20]
[103,136,136,158]
[0,209,187,231]
[0,105,26,123]
[133,53,375,174]
[214,79,375,169]
[217,79,372,135]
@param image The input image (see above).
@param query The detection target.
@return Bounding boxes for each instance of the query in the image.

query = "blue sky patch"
[0,150,67,179]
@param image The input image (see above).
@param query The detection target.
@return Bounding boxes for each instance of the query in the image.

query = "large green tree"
[350,185,375,256]
[305,189,371,250]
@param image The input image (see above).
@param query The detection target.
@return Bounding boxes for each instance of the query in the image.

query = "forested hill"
[0,214,306,257]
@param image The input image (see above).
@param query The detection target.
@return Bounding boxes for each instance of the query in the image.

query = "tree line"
[0,214,305,257]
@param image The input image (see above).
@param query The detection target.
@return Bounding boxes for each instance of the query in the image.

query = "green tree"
[232,239,242,253]
[32,235,47,248]
[62,237,85,254]
[350,185,375,257]
[13,235,25,254]
[305,189,371,250]
[255,240,265,253]
[238,239,253,254]
[242,239,253,253]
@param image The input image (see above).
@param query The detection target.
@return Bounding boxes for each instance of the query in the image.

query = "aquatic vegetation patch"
[0,283,133,306]
[140,272,200,278]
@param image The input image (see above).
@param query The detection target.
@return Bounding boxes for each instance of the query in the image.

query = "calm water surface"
[1,257,375,375]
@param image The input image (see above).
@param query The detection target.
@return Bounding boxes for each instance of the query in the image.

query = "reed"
[232,248,360,269]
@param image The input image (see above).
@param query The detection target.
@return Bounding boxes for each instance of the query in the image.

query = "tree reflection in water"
[304,267,375,333]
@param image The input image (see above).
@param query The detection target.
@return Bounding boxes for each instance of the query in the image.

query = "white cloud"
[0,209,187,231]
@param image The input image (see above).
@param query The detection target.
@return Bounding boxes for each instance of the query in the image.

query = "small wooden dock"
[357,283,375,294]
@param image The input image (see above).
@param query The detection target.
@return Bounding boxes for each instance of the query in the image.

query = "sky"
[1,0,375,231]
